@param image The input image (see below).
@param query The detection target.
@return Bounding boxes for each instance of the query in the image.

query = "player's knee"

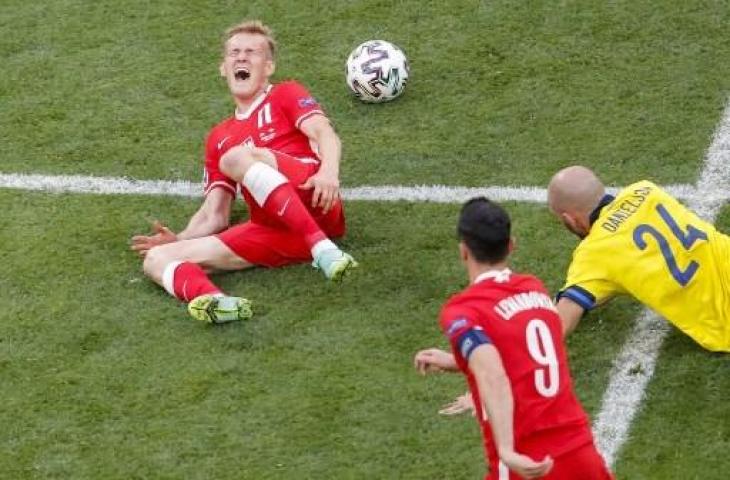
[143,245,172,281]
[220,145,264,180]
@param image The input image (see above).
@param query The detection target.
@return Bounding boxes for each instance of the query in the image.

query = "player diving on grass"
[131,20,356,323]
[549,165,730,352]
[414,198,613,480]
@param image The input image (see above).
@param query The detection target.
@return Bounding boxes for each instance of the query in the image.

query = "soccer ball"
[345,40,409,103]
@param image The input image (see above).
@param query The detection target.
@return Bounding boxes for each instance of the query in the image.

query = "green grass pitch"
[2,1,730,479]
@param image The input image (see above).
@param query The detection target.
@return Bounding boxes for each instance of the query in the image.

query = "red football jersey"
[440,269,594,477]
[203,80,325,220]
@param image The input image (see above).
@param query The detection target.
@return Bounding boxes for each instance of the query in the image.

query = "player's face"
[221,33,275,101]
[560,213,589,239]
[549,201,589,239]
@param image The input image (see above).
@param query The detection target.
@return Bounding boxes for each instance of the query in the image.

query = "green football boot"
[312,248,358,281]
[188,295,253,324]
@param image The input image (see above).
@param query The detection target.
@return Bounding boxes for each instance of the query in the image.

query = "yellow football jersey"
[558,180,730,352]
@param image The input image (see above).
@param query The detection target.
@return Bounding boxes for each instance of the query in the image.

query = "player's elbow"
[481,367,510,394]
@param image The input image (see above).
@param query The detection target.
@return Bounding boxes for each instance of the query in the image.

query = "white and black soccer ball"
[346,40,409,103]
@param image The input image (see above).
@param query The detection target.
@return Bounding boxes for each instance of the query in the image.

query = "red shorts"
[217,150,346,268]
[544,443,613,480]
[486,444,613,480]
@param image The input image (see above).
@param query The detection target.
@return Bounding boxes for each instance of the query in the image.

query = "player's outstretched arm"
[469,345,553,479]
[556,297,585,335]
[413,348,459,375]
[130,189,233,256]
[176,188,234,241]
[298,115,342,214]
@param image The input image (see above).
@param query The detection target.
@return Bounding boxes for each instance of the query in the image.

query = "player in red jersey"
[131,20,356,323]
[414,198,613,480]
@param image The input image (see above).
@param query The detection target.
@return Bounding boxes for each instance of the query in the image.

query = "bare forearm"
[468,346,515,454]
[178,209,229,240]
[316,131,341,177]
[439,351,459,372]
[478,373,515,453]
[556,297,584,335]
[413,348,459,374]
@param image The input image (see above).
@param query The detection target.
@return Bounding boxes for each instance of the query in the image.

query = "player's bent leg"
[219,145,277,181]
[143,236,253,284]
[268,151,357,279]
[216,221,352,280]
[226,149,357,280]
[143,236,255,323]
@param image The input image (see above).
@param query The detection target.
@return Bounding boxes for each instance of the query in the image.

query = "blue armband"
[556,285,596,310]
[456,328,492,361]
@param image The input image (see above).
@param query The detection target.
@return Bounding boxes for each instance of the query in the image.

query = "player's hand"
[413,348,457,375]
[499,450,553,479]
[299,171,340,214]
[130,221,178,256]
[439,392,476,416]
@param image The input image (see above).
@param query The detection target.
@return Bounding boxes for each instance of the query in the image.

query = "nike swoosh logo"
[217,136,231,150]
[277,197,292,216]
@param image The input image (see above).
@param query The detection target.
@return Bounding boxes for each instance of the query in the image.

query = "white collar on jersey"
[473,268,512,285]
[234,84,273,120]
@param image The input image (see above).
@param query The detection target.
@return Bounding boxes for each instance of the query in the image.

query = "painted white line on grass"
[592,100,730,467]
[0,173,202,198]
[0,172,712,205]
[694,101,730,221]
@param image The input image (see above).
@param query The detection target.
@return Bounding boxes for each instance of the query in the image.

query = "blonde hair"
[223,20,276,59]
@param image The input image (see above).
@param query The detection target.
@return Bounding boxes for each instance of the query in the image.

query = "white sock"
[242,162,288,206]
[311,239,338,258]
[161,261,184,297]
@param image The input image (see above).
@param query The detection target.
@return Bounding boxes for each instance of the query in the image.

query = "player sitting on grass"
[131,20,356,324]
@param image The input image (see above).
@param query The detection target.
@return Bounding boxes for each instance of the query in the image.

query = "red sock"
[172,262,221,302]
[262,183,327,248]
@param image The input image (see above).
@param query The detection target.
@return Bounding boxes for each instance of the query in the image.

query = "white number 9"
[526,319,559,397]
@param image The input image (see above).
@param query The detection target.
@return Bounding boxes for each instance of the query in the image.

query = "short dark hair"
[457,197,511,263]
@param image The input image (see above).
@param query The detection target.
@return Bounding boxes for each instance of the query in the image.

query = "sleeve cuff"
[556,285,597,310]
[295,110,325,129]
[204,181,236,197]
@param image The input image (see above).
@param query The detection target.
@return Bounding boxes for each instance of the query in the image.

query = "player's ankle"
[311,239,338,258]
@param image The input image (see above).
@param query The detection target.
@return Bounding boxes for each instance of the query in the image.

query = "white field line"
[0,172,714,204]
[591,100,730,467]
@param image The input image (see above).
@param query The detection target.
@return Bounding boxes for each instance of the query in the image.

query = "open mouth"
[234,68,250,81]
